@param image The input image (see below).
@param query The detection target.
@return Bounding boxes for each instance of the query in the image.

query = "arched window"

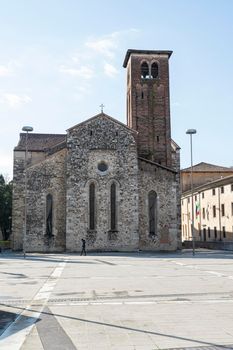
[89,183,95,230]
[46,194,53,236]
[141,62,149,79]
[148,191,158,235]
[151,62,158,79]
[110,183,117,230]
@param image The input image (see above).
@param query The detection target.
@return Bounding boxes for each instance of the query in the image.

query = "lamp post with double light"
[186,128,197,256]
[22,126,33,258]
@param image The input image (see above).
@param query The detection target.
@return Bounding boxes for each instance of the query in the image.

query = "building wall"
[66,115,139,252]
[12,116,180,253]
[181,171,233,192]
[12,150,46,250]
[182,180,233,242]
[171,143,182,248]
[22,149,66,252]
[138,159,179,250]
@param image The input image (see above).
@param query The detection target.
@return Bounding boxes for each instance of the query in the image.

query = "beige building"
[181,162,233,192]
[182,175,233,242]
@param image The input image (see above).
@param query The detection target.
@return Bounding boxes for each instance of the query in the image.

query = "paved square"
[1,250,233,349]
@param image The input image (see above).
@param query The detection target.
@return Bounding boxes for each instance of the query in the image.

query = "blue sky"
[0,0,233,178]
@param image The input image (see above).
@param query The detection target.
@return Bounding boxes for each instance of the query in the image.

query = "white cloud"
[0,60,21,77]
[85,29,140,59]
[59,65,94,79]
[59,28,140,82]
[0,65,12,77]
[0,93,32,108]
[85,33,118,58]
[104,63,118,78]
[73,83,91,101]
[71,52,90,64]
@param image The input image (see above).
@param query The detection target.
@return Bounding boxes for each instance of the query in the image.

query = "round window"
[98,162,108,172]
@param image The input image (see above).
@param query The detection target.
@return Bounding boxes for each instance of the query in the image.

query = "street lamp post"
[22,126,33,258]
[186,129,197,256]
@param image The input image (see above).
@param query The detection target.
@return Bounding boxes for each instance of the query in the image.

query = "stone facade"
[66,115,139,251]
[138,158,179,250]
[25,149,66,252]
[12,134,66,251]
[12,49,181,252]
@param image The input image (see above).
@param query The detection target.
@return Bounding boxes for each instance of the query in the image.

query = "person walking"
[80,238,86,256]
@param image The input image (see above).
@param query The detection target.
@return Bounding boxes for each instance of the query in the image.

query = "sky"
[0,0,233,179]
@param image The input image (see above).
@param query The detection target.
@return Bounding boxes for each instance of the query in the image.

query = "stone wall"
[66,114,139,252]
[171,144,182,249]
[12,152,25,250]
[138,158,179,251]
[24,149,66,252]
[12,150,46,250]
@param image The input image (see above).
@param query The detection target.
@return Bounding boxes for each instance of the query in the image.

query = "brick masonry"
[125,51,172,167]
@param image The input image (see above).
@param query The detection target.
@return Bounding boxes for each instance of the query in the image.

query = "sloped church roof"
[67,112,137,134]
[14,133,66,152]
[14,113,137,152]
[182,162,233,172]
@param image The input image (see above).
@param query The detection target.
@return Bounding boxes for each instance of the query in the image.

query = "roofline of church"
[18,133,66,137]
[67,112,138,134]
[45,140,67,155]
[123,49,173,68]
[14,133,66,152]
[138,157,177,173]
[171,139,181,150]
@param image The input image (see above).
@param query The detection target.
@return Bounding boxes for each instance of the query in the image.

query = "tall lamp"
[186,128,197,256]
[22,126,33,258]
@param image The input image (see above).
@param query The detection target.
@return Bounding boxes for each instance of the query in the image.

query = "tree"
[0,174,12,240]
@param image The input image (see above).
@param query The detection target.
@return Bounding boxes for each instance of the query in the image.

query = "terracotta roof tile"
[182,162,233,172]
[14,133,66,151]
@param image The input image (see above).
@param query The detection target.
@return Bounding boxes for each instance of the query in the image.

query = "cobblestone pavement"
[0,249,233,349]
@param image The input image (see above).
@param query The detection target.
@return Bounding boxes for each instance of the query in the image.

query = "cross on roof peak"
[100,103,105,113]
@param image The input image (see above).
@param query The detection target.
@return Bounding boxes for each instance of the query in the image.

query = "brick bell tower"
[123,49,173,167]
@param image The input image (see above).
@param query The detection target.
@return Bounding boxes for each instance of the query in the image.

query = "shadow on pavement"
[0,309,39,339]
[0,303,232,349]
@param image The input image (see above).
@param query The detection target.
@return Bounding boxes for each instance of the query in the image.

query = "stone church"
[12,49,181,252]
